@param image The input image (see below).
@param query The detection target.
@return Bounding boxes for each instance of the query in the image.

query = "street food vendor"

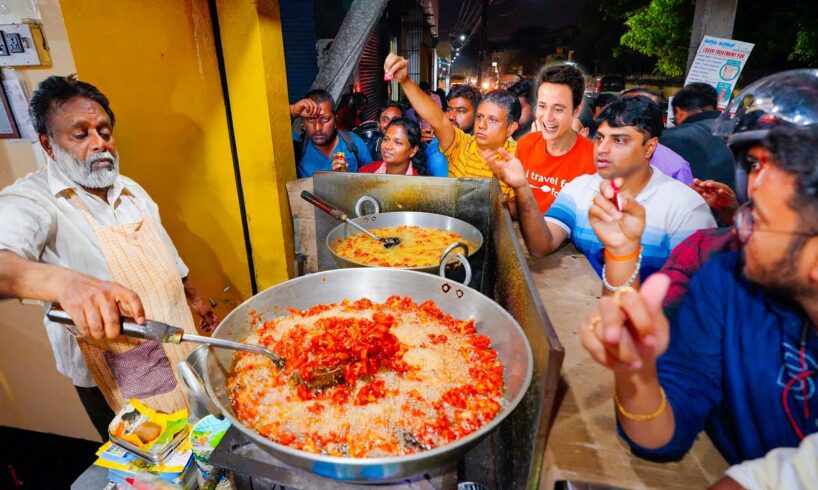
[0,75,217,438]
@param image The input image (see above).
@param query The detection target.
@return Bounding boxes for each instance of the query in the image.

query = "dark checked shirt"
[659,227,742,317]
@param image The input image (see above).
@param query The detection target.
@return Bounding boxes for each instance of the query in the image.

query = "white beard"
[50,140,119,189]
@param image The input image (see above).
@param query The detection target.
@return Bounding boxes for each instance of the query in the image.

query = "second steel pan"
[324,196,484,284]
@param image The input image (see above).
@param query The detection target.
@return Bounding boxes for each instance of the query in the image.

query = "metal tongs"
[301,190,401,248]
[46,307,344,390]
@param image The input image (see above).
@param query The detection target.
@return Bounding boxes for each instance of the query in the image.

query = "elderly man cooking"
[0,75,216,438]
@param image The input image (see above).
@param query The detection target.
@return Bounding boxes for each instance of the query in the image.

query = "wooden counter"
[529,245,729,489]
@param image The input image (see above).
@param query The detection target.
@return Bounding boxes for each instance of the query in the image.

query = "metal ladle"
[46,307,344,390]
[301,190,401,248]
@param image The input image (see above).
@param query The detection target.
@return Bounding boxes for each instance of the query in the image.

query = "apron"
[67,190,196,414]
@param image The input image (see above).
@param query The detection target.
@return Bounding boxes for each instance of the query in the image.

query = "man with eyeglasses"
[578,69,818,483]
[660,70,818,318]
[290,89,372,178]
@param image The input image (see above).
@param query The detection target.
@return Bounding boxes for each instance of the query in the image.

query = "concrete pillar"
[214,0,299,289]
[433,49,439,89]
[686,0,739,75]
[311,0,388,103]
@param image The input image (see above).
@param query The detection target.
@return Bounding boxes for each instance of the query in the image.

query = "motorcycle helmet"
[713,68,818,148]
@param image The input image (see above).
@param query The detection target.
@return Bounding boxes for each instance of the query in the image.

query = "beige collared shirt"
[0,162,188,387]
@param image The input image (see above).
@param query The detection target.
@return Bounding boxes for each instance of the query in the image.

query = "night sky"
[438,0,588,74]
[439,0,588,41]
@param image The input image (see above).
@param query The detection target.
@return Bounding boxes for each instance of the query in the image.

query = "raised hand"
[691,179,737,210]
[691,178,738,224]
[383,53,409,83]
[481,147,527,190]
[289,98,321,119]
[579,274,671,371]
[589,178,646,256]
[384,53,410,84]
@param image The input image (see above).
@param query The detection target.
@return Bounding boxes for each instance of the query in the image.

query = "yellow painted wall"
[59,1,253,311]
[214,0,295,289]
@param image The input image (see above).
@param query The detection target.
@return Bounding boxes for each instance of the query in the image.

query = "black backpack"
[353,121,382,161]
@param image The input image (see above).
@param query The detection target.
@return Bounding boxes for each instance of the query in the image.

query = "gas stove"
[209,426,458,489]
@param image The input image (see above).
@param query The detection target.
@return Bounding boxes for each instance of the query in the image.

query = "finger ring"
[613,286,637,306]
[588,316,601,331]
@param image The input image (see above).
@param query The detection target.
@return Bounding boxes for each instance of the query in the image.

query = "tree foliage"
[790,28,818,63]
[619,0,695,78]
[610,0,818,80]
[571,0,818,80]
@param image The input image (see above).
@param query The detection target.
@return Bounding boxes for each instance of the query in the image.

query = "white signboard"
[1,70,36,141]
[685,35,754,110]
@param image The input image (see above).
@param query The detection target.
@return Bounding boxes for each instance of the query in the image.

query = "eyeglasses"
[305,115,333,125]
[734,201,818,244]
[737,151,769,174]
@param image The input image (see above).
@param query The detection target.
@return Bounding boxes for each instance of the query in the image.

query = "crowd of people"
[1,50,817,489]
[289,56,818,488]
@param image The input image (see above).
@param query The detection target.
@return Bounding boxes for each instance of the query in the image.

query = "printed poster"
[685,36,754,110]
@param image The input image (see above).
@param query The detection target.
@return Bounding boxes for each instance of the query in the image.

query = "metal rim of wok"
[325,211,485,272]
[198,268,533,482]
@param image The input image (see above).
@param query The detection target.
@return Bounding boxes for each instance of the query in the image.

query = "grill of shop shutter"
[280,0,318,104]
[357,24,387,123]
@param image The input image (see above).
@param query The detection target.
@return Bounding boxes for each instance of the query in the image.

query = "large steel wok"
[180,268,533,483]
[323,196,484,284]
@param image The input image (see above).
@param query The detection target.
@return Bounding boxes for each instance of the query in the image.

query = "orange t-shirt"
[515,132,596,213]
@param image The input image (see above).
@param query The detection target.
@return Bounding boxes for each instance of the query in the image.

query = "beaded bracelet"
[614,387,667,422]
[602,249,642,292]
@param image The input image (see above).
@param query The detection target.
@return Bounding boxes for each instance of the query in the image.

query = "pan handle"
[300,190,347,222]
[438,242,472,286]
[354,195,380,217]
[46,306,162,340]
[178,357,224,419]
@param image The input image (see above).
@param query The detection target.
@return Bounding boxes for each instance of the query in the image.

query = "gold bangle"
[614,387,667,422]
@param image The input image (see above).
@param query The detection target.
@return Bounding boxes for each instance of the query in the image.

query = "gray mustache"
[87,152,116,165]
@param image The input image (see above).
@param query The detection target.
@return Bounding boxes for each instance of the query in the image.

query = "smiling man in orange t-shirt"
[515,64,596,213]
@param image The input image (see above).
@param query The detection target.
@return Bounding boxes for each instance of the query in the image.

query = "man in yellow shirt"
[384,53,520,197]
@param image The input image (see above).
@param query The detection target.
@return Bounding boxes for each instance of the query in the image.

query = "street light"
[459,34,466,41]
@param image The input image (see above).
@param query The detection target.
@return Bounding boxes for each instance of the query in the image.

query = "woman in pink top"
[359,118,427,176]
